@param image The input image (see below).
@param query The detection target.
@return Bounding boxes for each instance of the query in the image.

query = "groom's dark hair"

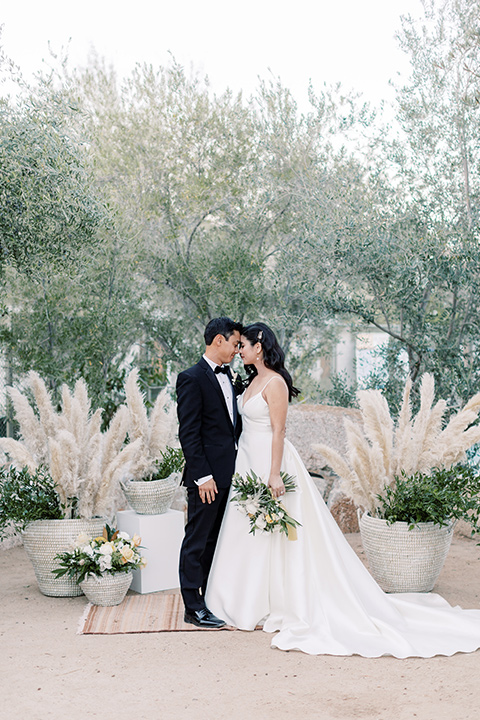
[204,317,242,346]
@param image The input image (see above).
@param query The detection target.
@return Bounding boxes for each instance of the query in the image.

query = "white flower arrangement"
[52,525,147,583]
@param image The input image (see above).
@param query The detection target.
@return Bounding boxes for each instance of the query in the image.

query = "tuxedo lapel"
[198,358,235,431]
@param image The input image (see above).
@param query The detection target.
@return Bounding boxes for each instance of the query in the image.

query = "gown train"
[206,384,480,657]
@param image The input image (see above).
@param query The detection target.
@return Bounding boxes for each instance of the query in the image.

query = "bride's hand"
[268,473,285,498]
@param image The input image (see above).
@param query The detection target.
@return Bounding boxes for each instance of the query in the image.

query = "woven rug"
[78,592,235,635]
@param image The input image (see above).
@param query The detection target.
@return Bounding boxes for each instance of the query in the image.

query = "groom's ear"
[206,333,222,347]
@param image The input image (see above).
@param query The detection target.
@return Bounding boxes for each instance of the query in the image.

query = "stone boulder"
[286,404,361,475]
[327,487,360,534]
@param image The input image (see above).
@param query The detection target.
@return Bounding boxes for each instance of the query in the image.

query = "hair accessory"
[257,330,263,341]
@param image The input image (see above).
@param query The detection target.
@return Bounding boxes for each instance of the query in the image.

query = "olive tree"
[0,50,102,277]
[297,0,480,410]
[65,58,336,370]
[0,50,145,416]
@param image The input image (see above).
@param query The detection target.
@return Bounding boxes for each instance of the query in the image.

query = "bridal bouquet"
[52,525,147,583]
[231,470,301,540]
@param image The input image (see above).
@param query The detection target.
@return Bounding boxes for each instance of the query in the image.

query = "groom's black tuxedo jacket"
[176,358,242,489]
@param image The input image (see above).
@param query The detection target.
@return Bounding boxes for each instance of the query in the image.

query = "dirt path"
[1,534,480,720]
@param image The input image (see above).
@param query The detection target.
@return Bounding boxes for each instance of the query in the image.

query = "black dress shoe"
[184,607,226,629]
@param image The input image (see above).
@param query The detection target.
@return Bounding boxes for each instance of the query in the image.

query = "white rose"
[117,531,129,540]
[256,516,267,530]
[99,543,113,556]
[84,545,94,557]
[120,546,134,562]
[75,532,90,547]
[99,555,112,571]
[245,502,258,515]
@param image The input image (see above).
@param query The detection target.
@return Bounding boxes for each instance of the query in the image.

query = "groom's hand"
[198,479,218,504]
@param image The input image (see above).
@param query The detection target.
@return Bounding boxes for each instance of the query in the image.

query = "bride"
[206,322,480,657]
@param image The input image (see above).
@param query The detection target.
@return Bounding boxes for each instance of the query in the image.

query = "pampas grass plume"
[124,369,149,443]
[316,373,480,517]
[124,370,179,481]
[6,386,48,464]
[0,438,37,471]
[93,438,142,518]
[28,371,58,439]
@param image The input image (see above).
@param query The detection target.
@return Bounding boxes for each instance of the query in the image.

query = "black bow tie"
[214,365,230,375]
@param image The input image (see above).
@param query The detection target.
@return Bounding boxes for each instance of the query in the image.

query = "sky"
[1,0,423,111]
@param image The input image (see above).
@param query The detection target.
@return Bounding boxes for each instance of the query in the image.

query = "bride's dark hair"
[242,322,300,401]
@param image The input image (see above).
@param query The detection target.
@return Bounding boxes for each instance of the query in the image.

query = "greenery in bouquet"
[231,470,301,540]
[52,524,147,583]
[0,465,64,537]
[376,465,480,531]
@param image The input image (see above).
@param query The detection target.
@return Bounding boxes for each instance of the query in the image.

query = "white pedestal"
[116,509,184,594]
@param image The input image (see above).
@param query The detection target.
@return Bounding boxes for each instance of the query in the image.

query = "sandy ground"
[2,534,480,720]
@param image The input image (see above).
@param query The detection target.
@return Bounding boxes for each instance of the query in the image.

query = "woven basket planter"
[121,472,181,515]
[80,571,133,606]
[359,512,455,593]
[22,518,105,597]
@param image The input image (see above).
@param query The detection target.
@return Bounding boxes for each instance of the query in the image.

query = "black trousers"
[179,486,229,611]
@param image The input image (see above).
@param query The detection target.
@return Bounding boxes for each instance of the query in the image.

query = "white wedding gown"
[206,382,480,657]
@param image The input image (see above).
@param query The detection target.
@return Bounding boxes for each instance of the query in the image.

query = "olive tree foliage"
[297,0,480,411]
[0,236,147,422]
[389,0,480,405]
[0,46,102,278]
[4,2,480,414]
[63,58,342,371]
[0,48,145,415]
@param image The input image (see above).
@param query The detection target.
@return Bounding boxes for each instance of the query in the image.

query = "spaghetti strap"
[260,375,286,396]
[242,375,286,407]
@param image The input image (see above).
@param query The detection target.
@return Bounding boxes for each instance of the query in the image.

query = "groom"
[176,317,243,628]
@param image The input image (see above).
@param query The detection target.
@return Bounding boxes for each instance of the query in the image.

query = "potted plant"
[315,373,480,592]
[53,525,147,606]
[121,369,184,515]
[0,371,142,596]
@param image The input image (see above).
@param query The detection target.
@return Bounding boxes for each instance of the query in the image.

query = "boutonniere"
[230,369,238,384]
